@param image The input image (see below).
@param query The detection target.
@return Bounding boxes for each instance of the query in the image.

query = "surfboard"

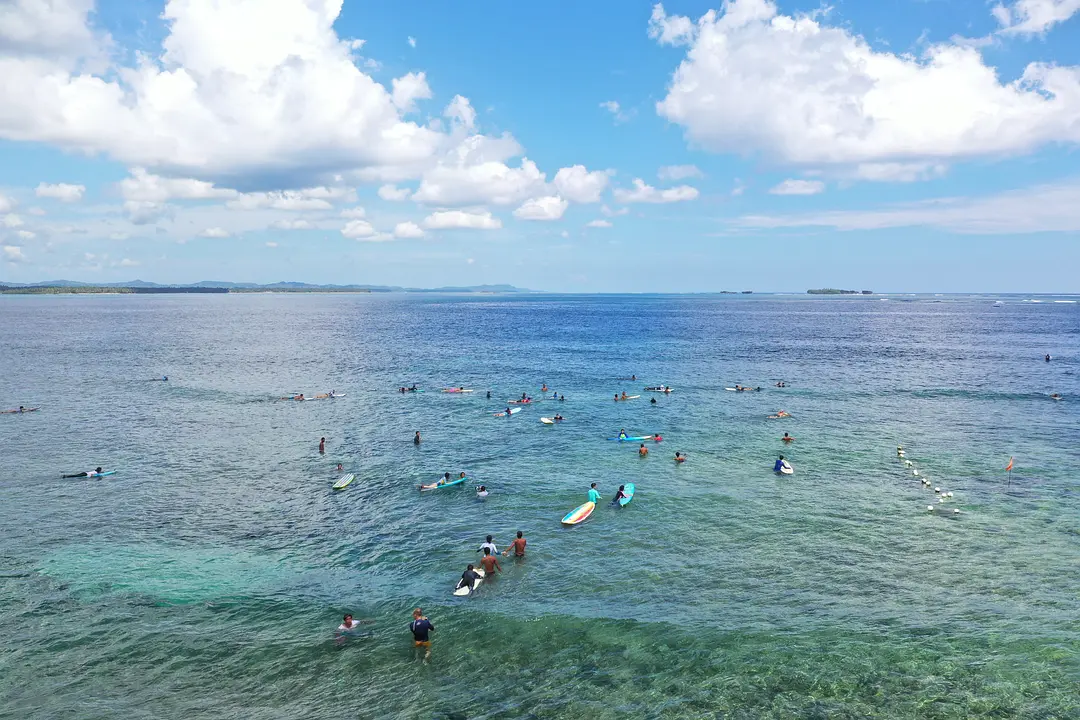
[607,435,652,442]
[778,461,793,475]
[616,395,641,401]
[618,483,636,507]
[493,407,521,417]
[88,471,117,478]
[332,473,355,490]
[540,417,555,424]
[561,501,595,525]
[420,475,469,491]
[453,567,486,596]
[443,388,474,393]
[725,388,737,391]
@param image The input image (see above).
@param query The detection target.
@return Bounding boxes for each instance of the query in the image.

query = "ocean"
[1,293,1077,718]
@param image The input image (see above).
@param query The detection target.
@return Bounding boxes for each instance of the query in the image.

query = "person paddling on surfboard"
[503,531,526,557]
[62,467,104,478]
[588,483,602,503]
[457,564,482,592]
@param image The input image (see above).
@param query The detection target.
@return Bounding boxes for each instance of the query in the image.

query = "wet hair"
[343,614,352,622]
[516,531,523,538]
[590,482,596,488]
[483,548,491,555]
[466,564,474,570]
[486,535,492,542]
[413,608,422,617]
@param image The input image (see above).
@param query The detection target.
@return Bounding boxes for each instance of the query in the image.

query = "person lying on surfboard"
[419,472,453,490]
[62,467,104,478]
[457,565,482,591]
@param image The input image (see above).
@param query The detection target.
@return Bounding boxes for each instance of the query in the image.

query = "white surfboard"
[453,568,486,596]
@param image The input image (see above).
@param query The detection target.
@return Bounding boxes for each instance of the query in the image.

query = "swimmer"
[476,484,488,499]
[337,614,374,632]
[621,392,629,400]
[559,394,565,401]
[674,452,686,463]
[553,414,563,421]
[653,434,663,442]
[541,384,548,393]
[639,443,649,457]
[503,531,527,557]
[650,398,657,404]
[614,393,619,401]
[486,390,491,399]
[1050,393,1062,400]
[319,437,325,454]
[478,548,501,575]
[336,463,344,471]
[782,433,794,443]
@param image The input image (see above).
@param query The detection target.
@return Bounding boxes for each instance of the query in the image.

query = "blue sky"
[1,0,1080,292]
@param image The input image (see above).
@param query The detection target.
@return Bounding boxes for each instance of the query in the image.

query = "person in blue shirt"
[774,455,786,473]
[409,608,435,660]
[588,483,601,503]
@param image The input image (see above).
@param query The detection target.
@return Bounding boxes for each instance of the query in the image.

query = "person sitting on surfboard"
[618,429,627,440]
[774,455,787,473]
[588,483,602,503]
[503,531,526,557]
[675,452,686,463]
[505,407,512,416]
[639,444,649,457]
[611,485,629,506]
[62,467,104,478]
[479,548,501,575]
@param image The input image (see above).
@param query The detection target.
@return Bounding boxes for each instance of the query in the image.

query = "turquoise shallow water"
[1,293,1078,718]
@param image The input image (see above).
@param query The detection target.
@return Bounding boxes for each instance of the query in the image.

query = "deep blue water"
[1,293,1078,718]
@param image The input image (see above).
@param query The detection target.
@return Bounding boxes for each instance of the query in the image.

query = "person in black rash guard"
[409,608,434,660]
[611,485,629,506]
[458,564,482,592]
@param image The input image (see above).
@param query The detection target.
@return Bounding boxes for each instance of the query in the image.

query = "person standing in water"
[409,608,434,661]
[588,483,602,503]
[639,443,649,457]
[414,431,421,445]
[503,531,527,557]
[319,437,325,454]
[674,452,686,463]
[477,535,499,555]
[611,485,629,505]
[1046,354,1051,362]
[478,547,501,575]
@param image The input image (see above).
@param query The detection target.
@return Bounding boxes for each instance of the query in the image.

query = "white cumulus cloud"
[422,210,502,230]
[769,179,825,195]
[16,229,35,239]
[553,165,610,203]
[199,227,230,238]
[391,71,432,113]
[613,178,699,204]
[585,219,612,228]
[378,184,412,201]
[651,0,1080,173]
[341,219,377,238]
[227,187,353,211]
[393,221,425,238]
[513,196,568,221]
[120,168,238,202]
[35,182,85,201]
[340,206,367,218]
[412,135,546,206]
[994,0,1080,35]
[2,245,26,262]
[0,194,14,213]
[270,219,313,230]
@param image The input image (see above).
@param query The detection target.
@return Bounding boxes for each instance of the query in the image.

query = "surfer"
[504,407,512,416]
[476,484,488,498]
[541,384,548,393]
[62,467,104,478]
[618,428,627,440]
[319,437,325,454]
[478,535,499,555]
[559,394,565,401]
[409,608,435,660]
[457,564,483,592]
[654,434,663,442]
[503,531,527,557]
[611,485,630,506]
[773,455,786,473]
[782,433,794,443]
[486,390,491,399]
[414,431,421,445]
[631,374,637,380]
[588,483,602,503]
[1045,354,1051,362]
[620,391,629,400]
[553,414,564,421]
[336,463,344,472]
[639,444,649,457]
[1050,393,1062,400]
[674,452,686,463]
[479,548,501,575]
[650,398,657,404]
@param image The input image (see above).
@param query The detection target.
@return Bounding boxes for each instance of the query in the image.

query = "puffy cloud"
[0,0,452,187]
[2,245,26,262]
[378,184,412,201]
[412,136,546,207]
[599,100,633,123]
[994,0,1080,35]
[124,201,172,225]
[513,196,568,221]
[613,178,699,203]
[658,165,702,181]
[120,168,238,202]
[652,0,1080,171]
[35,182,85,201]
[270,219,312,230]
[16,229,35,239]
[391,71,432,113]
[118,258,140,267]
[852,163,948,183]
[199,227,230,238]
[553,165,610,203]
[769,179,825,195]
[444,95,477,131]
[393,221,425,238]
[0,194,14,213]
[2,214,24,227]
[340,206,367,218]
[341,219,377,238]
[422,210,502,230]
[647,3,696,45]
[601,205,629,217]
[736,179,1080,233]
[585,219,612,228]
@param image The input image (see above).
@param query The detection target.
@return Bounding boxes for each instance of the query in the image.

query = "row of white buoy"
[898,446,961,515]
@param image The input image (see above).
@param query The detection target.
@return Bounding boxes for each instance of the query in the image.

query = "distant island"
[0,281,534,295]
[807,289,874,295]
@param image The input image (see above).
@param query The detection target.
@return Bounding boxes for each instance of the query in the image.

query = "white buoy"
[927,505,935,511]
